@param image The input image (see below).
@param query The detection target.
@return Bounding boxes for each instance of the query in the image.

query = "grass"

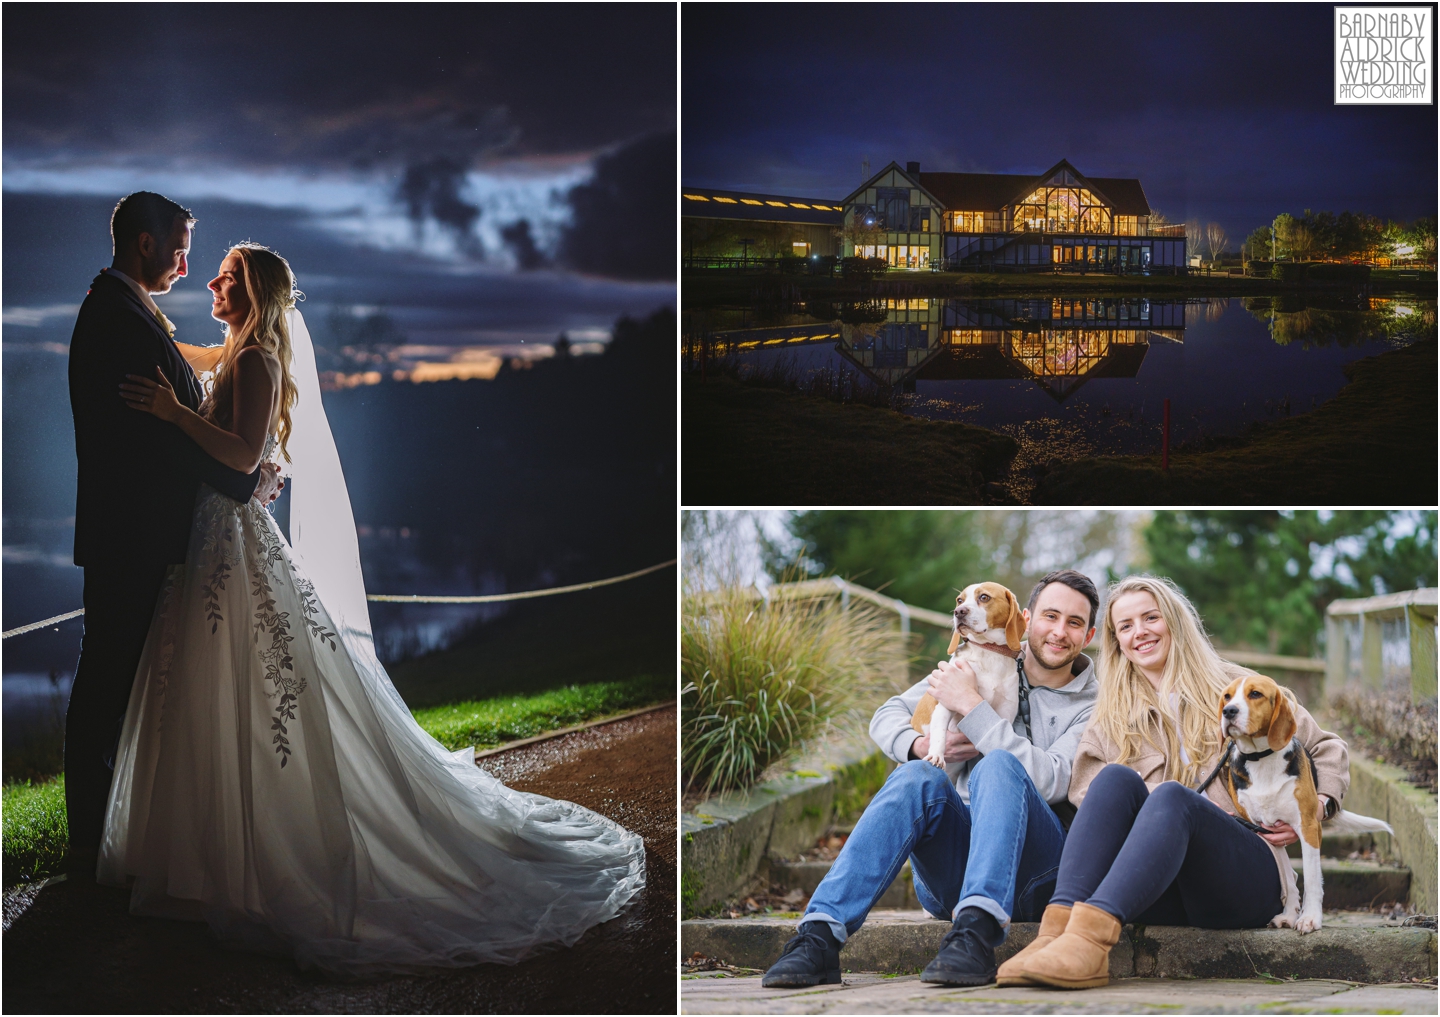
[3,776,67,886]
[681,581,906,795]
[2,678,673,887]
[412,674,672,751]
[682,373,1016,504]
[1033,338,1437,505]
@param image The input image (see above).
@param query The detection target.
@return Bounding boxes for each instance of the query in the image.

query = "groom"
[762,570,1100,988]
[65,191,282,876]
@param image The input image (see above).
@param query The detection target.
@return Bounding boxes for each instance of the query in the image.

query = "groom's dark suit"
[65,269,261,868]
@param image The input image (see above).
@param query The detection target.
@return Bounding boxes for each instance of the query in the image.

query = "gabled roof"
[840,161,947,210]
[917,159,1151,216]
[681,186,844,225]
[1084,177,1151,216]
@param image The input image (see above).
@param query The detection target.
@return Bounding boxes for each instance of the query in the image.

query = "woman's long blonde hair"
[1092,574,1234,784]
[200,242,300,461]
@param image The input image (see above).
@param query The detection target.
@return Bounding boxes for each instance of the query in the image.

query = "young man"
[762,570,1101,988]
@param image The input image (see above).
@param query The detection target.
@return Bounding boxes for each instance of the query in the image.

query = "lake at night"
[687,292,1435,492]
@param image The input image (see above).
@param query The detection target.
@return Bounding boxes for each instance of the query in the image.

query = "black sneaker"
[920,906,1004,986]
[760,921,842,988]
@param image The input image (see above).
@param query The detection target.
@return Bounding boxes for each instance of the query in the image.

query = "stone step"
[681,972,1439,1015]
[682,909,1437,983]
[769,855,1410,913]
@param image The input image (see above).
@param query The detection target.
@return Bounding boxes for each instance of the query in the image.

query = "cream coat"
[1067,661,1350,919]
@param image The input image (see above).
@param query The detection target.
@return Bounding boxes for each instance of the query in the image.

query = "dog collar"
[1236,747,1274,762]
[957,636,1020,659]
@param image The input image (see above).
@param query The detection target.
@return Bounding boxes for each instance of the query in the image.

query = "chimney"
[907,161,920,175]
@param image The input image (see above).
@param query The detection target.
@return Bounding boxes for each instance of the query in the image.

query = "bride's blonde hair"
[1092,574,1234,784]
[201,242,301,462]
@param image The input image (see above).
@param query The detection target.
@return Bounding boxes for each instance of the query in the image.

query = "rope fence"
[1,559,676,640]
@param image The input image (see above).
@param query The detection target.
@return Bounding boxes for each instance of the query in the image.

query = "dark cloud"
[500,219,547,271]
[3,191,673,346]
[3,5,675,169]
[398,158,483,255]
[561,132,675,281]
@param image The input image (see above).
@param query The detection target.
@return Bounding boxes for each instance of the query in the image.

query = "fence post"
[1409,603,1437,701]
[1361,611,1384,689]
[1324,613,1348,699]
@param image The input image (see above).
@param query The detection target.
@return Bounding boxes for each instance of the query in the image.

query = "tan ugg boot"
[1018,901,1122,989]
[996,903,1071,987]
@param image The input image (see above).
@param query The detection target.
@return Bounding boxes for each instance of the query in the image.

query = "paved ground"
[2,705,676,1015]
[681,972,1438,1015]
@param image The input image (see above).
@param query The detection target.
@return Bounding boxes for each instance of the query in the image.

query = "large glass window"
[875,188,910,231]
[1009,172,1112,234]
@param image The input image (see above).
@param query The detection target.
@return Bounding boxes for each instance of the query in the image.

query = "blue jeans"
[802,752,1067,943]
[1051,764,1282,927]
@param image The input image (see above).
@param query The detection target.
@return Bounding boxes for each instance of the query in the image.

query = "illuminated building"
[682,158,1187,273]
[845,159,1187,272]
[681,188,843,266]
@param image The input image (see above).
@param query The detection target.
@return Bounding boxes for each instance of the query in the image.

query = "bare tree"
[1185,221,1204,259]
[1205,222,1229,264]
[835,215,886,258]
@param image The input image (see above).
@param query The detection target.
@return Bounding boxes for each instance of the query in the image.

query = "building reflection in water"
[836,297,1186,400]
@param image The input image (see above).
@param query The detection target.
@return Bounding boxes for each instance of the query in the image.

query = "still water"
[698,293,1434,475]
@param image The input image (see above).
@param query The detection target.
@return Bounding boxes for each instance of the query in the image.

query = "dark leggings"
[1051,764,1282,927]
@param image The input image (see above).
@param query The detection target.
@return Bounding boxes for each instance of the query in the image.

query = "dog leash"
[1194,738,1268,834]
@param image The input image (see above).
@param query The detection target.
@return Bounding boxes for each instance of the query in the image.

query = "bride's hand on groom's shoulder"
[120,367,182,423]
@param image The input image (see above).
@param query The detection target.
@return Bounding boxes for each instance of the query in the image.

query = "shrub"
[681,582,907,795]
[3,776,67,886]
[1328,686,1437,789]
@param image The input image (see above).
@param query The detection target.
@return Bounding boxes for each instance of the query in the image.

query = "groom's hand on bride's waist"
[910,729,980,765]
[254,463,284,504]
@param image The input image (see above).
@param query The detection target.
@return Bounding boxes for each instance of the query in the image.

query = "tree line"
[1242,211,1436,266]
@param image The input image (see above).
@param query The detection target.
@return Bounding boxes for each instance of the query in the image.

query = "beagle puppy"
[911,582,1023,768]
[1218,673,1392,933]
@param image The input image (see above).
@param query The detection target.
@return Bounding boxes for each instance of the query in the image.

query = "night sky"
[4,4,676,355]
[682,3,1437,240]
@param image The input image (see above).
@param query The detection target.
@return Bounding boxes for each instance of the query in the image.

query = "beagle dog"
[911,582,1023,768]
[1218,673,1392,933]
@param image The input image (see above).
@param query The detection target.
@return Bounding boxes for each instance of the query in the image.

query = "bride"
[105,242,645,976]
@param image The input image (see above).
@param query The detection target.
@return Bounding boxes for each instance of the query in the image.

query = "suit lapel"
[98,271,204,410]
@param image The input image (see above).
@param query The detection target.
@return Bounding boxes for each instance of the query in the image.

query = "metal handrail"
[695,577,1331,674]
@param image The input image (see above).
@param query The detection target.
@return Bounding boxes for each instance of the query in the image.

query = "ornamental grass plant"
[682,580,907,796]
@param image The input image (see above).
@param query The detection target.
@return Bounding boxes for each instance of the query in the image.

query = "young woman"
[995,575,1348,990]
[104,243,645,975]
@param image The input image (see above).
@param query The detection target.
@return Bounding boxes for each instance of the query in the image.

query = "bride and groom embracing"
[64,191,645,975]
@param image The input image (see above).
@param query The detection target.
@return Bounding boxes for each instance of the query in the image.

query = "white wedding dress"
[97,312,645,976]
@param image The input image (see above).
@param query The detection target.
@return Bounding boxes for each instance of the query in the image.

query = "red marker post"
[1162,398,1171,472]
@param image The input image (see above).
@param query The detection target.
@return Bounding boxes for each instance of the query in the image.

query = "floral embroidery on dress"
[241,467,339,769]
[249,517,303,767]
[151,568,182,734]
[295,578,338,650]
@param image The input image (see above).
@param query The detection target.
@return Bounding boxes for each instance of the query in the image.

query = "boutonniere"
[155,309,176,339]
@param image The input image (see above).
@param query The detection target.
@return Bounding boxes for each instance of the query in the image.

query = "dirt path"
[1,705,677,1014]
